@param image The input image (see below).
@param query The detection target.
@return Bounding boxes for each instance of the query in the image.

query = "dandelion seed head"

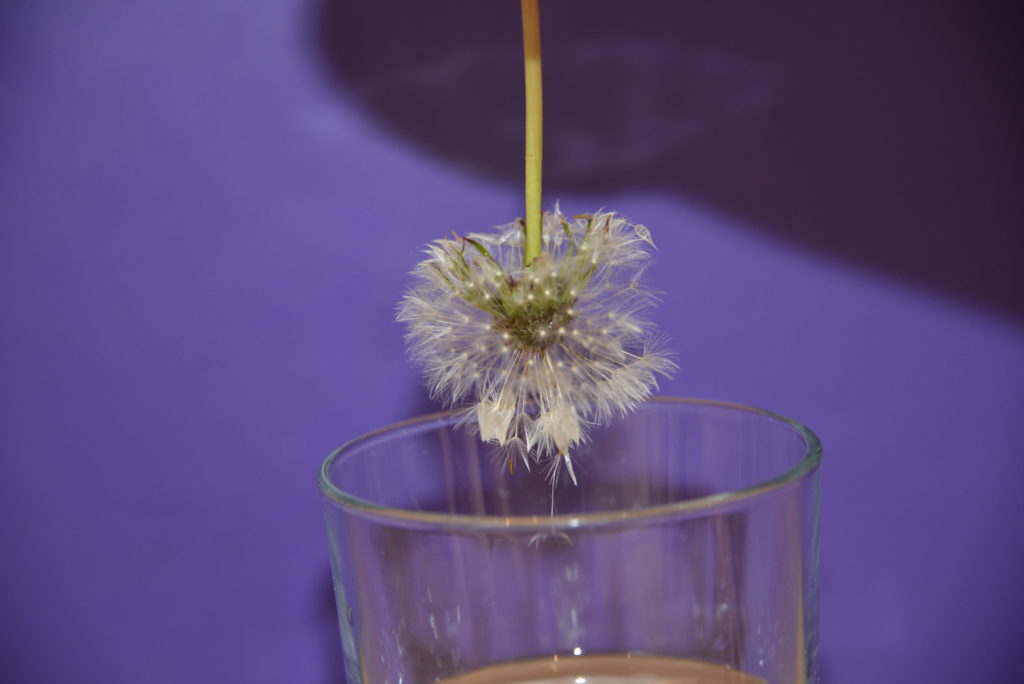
[397,208,676,481]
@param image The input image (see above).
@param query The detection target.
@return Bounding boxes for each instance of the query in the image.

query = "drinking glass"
[319,398,822,683]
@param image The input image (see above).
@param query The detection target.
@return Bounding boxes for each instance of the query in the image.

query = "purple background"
[1,1,1021,682]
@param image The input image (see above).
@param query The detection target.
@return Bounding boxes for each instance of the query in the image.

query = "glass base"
[438,653,766,683]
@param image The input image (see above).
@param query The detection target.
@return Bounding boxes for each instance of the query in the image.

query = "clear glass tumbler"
[319,398,822,683]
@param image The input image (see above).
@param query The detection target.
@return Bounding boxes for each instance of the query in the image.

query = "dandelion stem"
[521,0,543,266]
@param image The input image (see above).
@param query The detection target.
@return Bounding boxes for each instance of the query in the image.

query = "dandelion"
[397,207,676,483]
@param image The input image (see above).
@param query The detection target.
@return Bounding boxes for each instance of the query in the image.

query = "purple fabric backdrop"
[1,1,1021,682]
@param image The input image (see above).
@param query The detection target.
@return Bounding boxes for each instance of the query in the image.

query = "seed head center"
[494,299,574,353]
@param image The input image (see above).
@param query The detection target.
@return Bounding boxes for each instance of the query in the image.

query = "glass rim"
[319,397,822,531]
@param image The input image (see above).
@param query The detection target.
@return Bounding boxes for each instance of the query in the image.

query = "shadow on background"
[310,0,1022,319]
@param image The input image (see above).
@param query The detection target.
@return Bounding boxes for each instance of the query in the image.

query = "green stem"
[521,0,543,266]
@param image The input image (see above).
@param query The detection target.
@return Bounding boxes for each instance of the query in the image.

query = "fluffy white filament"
[397,208,675,482]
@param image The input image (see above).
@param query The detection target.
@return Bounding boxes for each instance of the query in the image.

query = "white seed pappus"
[397,208,675,483]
